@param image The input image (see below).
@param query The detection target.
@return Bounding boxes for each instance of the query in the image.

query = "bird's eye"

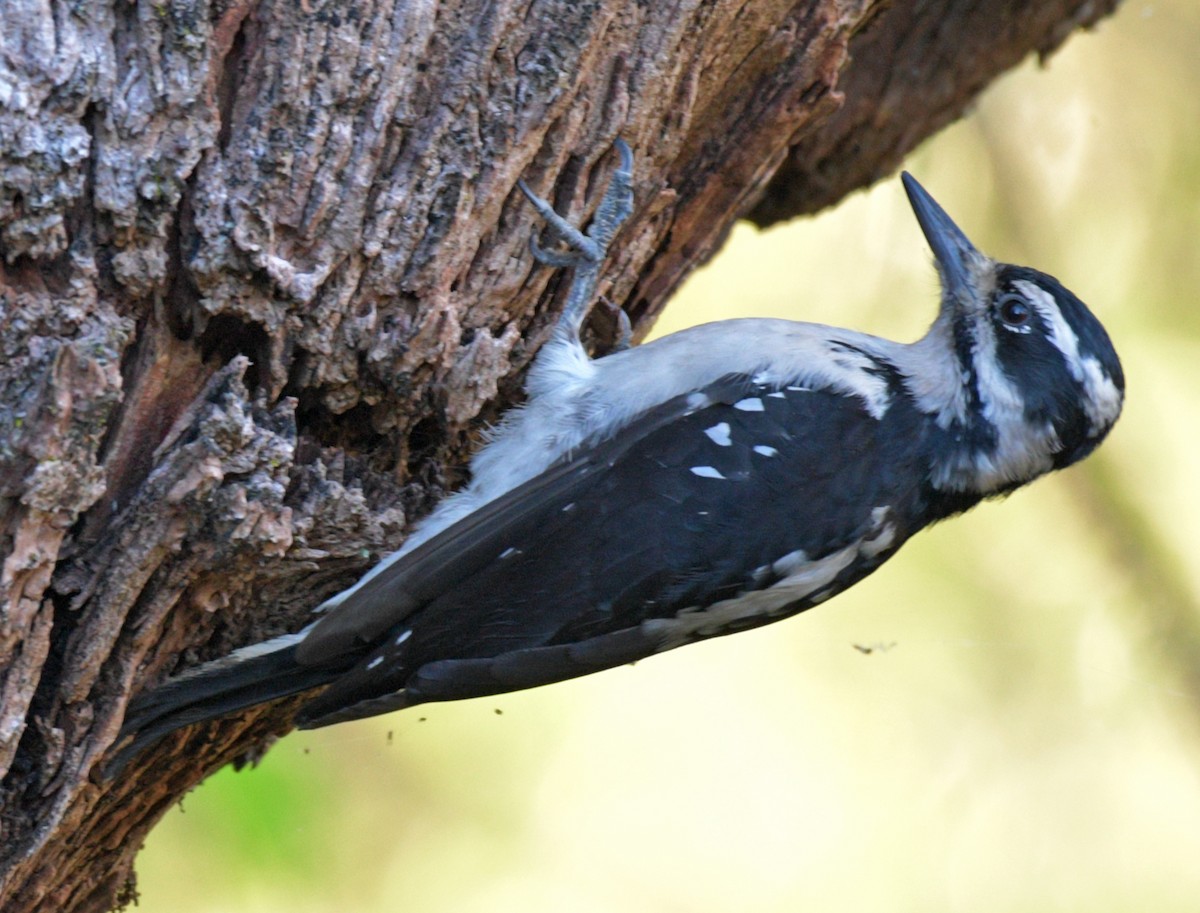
[997,295,1032,328]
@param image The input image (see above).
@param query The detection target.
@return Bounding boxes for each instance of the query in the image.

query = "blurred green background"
[137,2,1200,910]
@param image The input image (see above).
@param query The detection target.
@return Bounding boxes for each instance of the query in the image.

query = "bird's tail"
[104,636,339,779]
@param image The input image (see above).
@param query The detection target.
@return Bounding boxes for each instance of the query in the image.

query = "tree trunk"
[0,0,1120,909]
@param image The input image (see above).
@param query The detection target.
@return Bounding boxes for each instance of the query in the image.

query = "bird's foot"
[518,139,634,343]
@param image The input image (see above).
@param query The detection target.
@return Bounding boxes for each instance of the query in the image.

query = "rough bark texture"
[0,0,1120,909]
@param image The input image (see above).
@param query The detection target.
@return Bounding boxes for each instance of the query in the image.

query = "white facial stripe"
[1014,280,1080,360]
[1013,280,1123,435]
[930,300,1056,493]
[1079,356,1124,433]
[970,313,1028,437]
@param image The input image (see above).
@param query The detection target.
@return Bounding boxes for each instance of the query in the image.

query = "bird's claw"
[519,140,635,345]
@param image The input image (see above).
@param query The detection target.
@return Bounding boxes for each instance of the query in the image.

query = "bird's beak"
[902,172,984,303]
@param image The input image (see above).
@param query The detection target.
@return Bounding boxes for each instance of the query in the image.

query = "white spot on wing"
[862,507,896,557]
[774,544,857,590]
[690,466,726,480]
[753,445,779,457]
[169,628,314,679]
[645,544,859,650]
[734,397,764,412]
[499,547,521,559]
[772,549,809,576]
[367,656,384,670]
[704,422,733,446]
[395,629,412,646]
[861,523,896,558]
[643,506,909,654]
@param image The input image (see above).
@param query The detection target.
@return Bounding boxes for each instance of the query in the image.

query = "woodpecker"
[107,141,1124,775]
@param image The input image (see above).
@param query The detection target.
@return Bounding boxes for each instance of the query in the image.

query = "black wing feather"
[297,372,940,724]
[295,375,755,664]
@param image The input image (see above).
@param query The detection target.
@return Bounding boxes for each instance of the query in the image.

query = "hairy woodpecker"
[107,142,1124,775]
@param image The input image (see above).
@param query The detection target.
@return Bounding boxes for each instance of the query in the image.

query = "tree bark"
[0,0,1120,909]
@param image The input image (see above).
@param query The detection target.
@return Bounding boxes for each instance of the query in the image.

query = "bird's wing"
[294,369,931,725]
[295,374,758,665]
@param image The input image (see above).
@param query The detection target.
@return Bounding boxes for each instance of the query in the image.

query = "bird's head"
[900,173,1125,496]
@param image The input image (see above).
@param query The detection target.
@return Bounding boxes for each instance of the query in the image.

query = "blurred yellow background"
[137,3,1200,910]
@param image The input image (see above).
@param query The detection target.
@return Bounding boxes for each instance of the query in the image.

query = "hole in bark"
[283,344,313,394]
[293,395,391,462]
[627,296,652,326]
[216,15,252,153]
[7,588,77,787]
[161,174,200,339]
[405,415,446,477]
[198,314,269,390]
